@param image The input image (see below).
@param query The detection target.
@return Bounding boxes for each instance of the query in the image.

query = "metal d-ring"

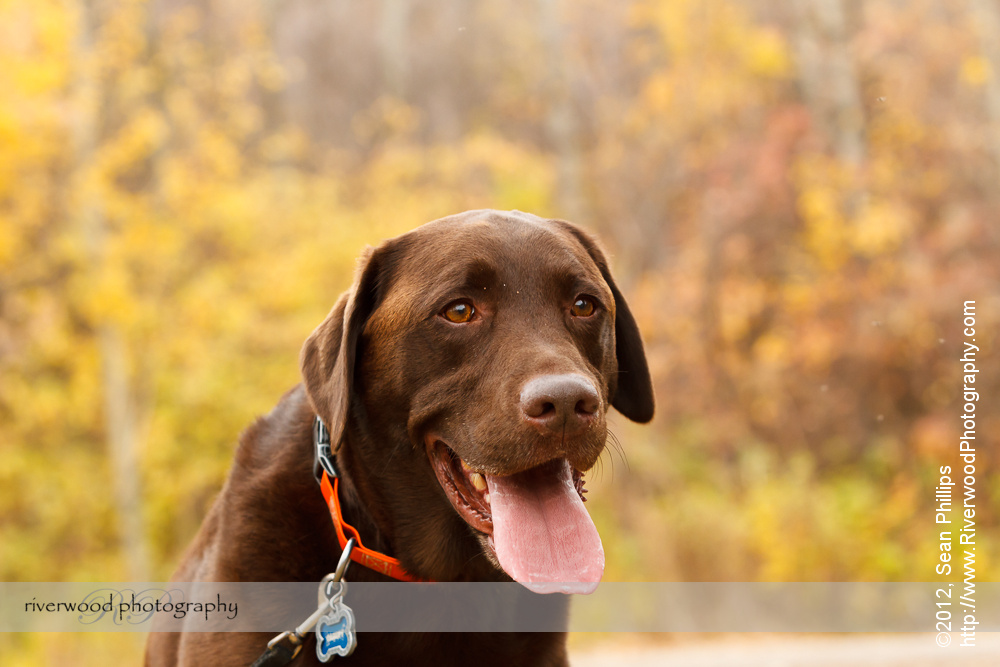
[317,538,354,607]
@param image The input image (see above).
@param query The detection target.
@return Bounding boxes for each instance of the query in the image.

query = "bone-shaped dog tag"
[316,581,356,662]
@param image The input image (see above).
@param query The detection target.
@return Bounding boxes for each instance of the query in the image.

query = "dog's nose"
[520,374,600,434]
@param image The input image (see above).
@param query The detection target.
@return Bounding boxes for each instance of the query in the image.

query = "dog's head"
[301,210,653,592]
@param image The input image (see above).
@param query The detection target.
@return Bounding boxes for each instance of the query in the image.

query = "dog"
[145,209,654,666]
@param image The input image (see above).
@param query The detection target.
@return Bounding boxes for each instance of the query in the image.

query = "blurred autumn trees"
[1,0,998,609]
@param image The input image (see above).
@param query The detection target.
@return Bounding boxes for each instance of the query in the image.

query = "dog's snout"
[520,374,600,433]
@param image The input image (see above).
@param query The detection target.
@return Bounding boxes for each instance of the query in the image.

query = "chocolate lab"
[145,210,654,666]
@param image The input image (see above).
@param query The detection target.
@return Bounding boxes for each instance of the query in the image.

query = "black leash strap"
[250,633,304,667]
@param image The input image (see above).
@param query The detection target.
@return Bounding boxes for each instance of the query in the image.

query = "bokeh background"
[2,0,999,663]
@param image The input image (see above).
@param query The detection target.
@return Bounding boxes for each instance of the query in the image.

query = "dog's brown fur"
[145,210,653,666]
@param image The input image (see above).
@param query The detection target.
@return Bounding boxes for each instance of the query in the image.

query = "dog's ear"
[300,246,384,452]
[555,221,655,423]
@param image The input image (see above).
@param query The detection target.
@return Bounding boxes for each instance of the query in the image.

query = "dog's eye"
[442,300,475,323]
[571,296,597,318]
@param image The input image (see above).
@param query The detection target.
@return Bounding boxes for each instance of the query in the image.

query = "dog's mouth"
[427,439,604,594]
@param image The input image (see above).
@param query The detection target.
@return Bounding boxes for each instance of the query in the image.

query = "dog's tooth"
[460,459,472,470]
[470,472,487,492]
[484,492,490,505]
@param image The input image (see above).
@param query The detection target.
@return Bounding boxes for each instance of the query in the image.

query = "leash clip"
[263,629,305,661]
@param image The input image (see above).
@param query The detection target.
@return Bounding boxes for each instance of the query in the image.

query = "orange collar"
[318,471,424,582]
[314,418,425,582]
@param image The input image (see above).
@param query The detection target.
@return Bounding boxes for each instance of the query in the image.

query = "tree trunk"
[969,0,1000,168]
[379,0,412,98]
[791,0,866,167]
[540,0,586,223]
[75,0,150,583]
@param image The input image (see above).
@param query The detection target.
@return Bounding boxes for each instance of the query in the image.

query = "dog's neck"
[327,446,400,566]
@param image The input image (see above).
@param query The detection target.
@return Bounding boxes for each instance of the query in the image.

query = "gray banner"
[3,582,996,633]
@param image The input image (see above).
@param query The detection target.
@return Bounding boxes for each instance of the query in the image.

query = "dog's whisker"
[595,452,607,483]
[602,430,628,484]
[460,550,485,570]
[610,430,629,471]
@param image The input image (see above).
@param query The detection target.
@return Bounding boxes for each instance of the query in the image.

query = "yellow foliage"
[752,332,789,368]
[851,198,913,257]
[718,278,766,343]
[94,108,168,177]
[746,28,791,78]
[627,0,791,135]
[352,97,422,144]
[740,449,920,581]
[798,184,850,270]
[960,55,991,87]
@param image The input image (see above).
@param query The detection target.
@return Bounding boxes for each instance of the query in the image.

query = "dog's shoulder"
[175,384,336,583]
[232,383,314,480]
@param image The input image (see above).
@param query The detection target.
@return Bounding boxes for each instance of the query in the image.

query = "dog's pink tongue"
[485,460,603,594]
